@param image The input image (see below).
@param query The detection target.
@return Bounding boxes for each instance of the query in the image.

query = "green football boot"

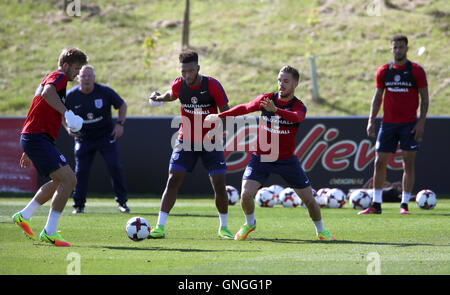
[149,224,165,239]
[218,226,234,239]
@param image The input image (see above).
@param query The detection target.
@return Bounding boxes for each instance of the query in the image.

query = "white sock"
[245,213,255,226]
[20,199,41,220]
[373,189,383,204]
[218,212,228,227]
[313,219,324,233]
[44,209,62,235]
[157,211,169,226]
[401,192,411,204]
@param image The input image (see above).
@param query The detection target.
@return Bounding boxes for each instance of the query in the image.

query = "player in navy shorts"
[148,50,233,239]
[206,66,335,241]
[243,154,310,189]
[362,34,429,215]
[13,47,88,247]
[65,65,129,214]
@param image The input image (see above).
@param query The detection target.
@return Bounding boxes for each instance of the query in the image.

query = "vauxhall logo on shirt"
[386,74,413,93]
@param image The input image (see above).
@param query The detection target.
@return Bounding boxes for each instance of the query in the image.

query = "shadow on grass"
[131,212,218,218]
[99,246,252,253]
[253,238,442,247]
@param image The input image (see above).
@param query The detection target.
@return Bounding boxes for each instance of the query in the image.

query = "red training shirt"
[22,71,68,141]
[376,62,427,123]
[171,76,228,142]
[218,93,306,160]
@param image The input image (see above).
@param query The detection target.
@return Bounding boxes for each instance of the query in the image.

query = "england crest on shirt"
[94,98,103,109]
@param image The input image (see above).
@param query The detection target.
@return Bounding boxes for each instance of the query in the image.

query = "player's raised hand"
[260,97,277,112]
[149,91,163,106]
[149,91,160,101]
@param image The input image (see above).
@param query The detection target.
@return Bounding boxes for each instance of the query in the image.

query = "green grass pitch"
[0,195,449,275]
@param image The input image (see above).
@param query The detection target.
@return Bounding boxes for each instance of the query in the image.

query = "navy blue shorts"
[376,122,419,153]
[169,140,227,175]
[243,154,311,189]
[20,133,68,177]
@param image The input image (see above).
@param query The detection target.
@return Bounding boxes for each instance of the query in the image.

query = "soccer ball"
[267,184,284,205]
[255,187,277,208]
[125,216,151,241]
[349,189,372,210]
[325,188,346,208]
[416,189,437,210]
[279,187,300,208]
[226,185,240,205]
[315,188,329,208]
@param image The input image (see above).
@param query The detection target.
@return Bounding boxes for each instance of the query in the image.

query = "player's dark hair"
[58,47,88,67]
[179,50,198,64]
[280,65,300,82]
[391,34,408,46]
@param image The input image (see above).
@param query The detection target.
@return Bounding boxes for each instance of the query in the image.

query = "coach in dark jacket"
[65,65,129,214]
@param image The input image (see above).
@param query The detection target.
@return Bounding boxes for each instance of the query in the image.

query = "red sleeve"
[170,77,182,99]
[375,64,388,89]
[412,63,427,89]
[43,71,68,92]
[275,100,306,123]
[207,77,228,107]
[218,94,265,118]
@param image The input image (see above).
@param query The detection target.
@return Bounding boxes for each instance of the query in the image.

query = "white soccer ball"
[325,188,346,208]
[279,187,301,208]
[315,188,329,208]
[125,216,151,241]
[267,184,284,205]
[226,185,240,205]
[349,189,372,210]
[416,189,437,210]
[255,187,277,208]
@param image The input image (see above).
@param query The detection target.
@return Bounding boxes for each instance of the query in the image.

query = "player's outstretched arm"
[149,90,176,102]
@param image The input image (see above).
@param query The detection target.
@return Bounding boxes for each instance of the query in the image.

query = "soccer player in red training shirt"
[360,34,429,215]
[205,66,335,241]
[13,48,88,246]
[148,50,233,239]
